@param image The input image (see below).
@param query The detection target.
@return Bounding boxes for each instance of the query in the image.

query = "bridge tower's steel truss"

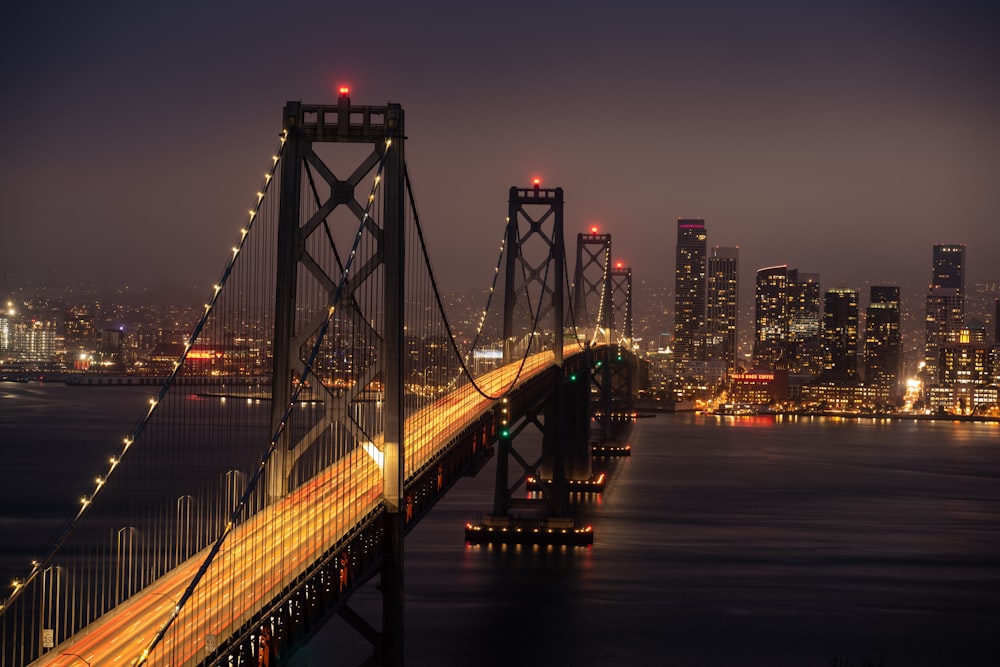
[500,182,569,512]
[268,91,405,666]
[592,265,635,445]
[502,183,566,367]
[572,230,612,343]
[474,184,595,540]
[610,265,633,346]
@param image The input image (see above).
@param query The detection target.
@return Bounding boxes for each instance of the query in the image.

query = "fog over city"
[2,2,999,300]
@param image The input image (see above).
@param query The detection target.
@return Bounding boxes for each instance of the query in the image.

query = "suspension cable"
[135,138,392,666]
[563,243,588,352]
[405,164,553,401]
[589,243,612,347]
[1,131,289,616]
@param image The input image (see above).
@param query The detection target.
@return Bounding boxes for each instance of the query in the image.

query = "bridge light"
[338,86,350,97]
[616,262,623,269]
[591,225,598,234]
[532,177,541,189]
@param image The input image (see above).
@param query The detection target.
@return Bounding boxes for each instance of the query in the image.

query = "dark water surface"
[2,383,998,666]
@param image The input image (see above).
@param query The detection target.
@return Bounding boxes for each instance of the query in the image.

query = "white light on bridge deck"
[361,441,384,468]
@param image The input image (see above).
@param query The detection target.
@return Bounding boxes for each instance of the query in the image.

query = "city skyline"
[2,2,999,300]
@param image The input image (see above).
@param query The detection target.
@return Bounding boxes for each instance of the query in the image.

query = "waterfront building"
[788,271,821,341]
[787,270,822,374]
[11,319,58,362]
[924,244,966,380]
[938,327,993,414]
[705,246,739,376]
[752,266,821,374]
[0,315,9,358]
[865,285,901,403]
[753,265,788,370]
[800,381,880,412]
[64,309,96,354]
[822,288,859,380]
[673,218,707,376]
[729,370,787,407]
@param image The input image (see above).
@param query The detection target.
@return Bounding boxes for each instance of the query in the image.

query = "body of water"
[2,382,998,666]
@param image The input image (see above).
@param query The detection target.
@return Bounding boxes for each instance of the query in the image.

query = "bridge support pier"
[528,350,606,492]
[591,343,637,457]
[466,365,595,546]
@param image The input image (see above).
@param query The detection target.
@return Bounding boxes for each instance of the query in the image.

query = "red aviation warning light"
[616,261,623,269]
[591,225,599,234]
[338,86,350,98]
[532,177,541,189]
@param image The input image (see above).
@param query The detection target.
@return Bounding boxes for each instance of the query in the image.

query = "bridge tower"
[270,90,406,665]
[610,264,633,346]
[572,228,612,343]
[610,264,636,420]
[502,181,566,366]
[592,264,636,451]
[468,181,594,545]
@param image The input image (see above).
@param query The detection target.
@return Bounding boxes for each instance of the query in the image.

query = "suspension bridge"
[1,91,639,667]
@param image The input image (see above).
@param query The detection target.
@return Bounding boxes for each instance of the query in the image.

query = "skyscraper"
[706,246,739,374]
[787,271,821,341]
[753,265,788,370]
[924,244,966,380]
[822,288,859,380]
[995,298,999,346]
[932,244,966,291]
[787,270,822,374]
[865,285,901,401]
[673,218,707,376]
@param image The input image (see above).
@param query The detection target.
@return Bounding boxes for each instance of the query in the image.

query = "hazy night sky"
[2,1,999,299]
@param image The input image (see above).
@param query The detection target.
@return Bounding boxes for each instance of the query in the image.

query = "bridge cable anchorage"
[405,164,552,401]
[0,130,289,618]
[133,140,392,666]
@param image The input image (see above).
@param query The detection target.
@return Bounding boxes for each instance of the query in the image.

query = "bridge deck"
[35,348,579,666]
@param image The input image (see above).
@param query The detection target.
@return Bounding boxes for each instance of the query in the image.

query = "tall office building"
[822,288,859,380]
[673,218,707,375]
[924,244,966,380]
[753,265,789,370]
[788,271,821,341]
[0,314,9,358]
[932,244,966,291]
[706,246,739,374]
[787,270,822,374]
[939,328,992,414]
[11,319,58,362]
[865,285,901,399]
[995,298,999,346]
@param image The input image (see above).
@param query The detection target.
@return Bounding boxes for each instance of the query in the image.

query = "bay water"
[2,382,997,666]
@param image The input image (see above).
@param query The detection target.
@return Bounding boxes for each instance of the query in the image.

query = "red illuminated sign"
[735,373,774,382]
